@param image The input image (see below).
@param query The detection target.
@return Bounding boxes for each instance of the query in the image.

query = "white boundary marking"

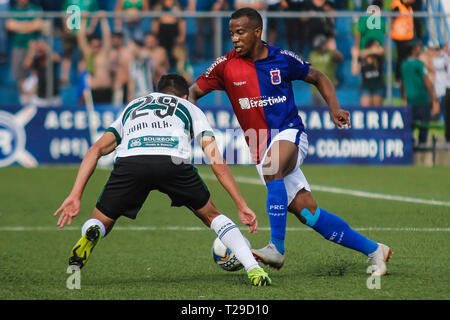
[201,174,450,208]
[0,226,449,232]
[3,176,448,232]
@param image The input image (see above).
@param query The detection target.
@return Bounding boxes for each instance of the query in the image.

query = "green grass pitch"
[0,165,449,300]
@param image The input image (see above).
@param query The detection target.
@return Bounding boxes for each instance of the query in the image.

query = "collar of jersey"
[248,41,279,63]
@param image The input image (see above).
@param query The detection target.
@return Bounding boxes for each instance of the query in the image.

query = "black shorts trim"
[96,155,210,220]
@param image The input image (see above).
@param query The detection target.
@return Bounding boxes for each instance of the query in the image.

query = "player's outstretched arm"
[200,135,258,233]
[188,83,207,105]
[53,132,117,228]
[303,66,351,129]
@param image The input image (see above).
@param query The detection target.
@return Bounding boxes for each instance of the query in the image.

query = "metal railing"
[0,10,449,106]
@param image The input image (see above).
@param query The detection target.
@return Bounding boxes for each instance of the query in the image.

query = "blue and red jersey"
[196,43,310,163]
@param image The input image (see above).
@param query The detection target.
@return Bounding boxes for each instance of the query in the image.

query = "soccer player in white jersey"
[53,74,271,286]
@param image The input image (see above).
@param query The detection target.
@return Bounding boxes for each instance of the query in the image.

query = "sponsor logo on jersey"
[128,135,179,149]
[238,98,251,110]
[280,49,306,64]
[129,138,142,148]
[233,81,247,86]
[238,96,287,110]
[205,56,227,78]
[270,69,281,85]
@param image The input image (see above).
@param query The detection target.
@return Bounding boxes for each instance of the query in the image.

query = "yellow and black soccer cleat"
[68,225,101,269]
[248,267,272,287]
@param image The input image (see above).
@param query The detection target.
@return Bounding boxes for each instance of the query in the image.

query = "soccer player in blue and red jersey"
[189,8,392,276]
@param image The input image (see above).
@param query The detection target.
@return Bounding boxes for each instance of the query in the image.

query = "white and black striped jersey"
[106,92,214,159]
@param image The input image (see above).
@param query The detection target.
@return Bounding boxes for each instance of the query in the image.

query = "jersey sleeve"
[418,60,427,78]
[189,104,215,142]
[106,113,124,145]
[280,49,311,81]
[195,55,228,93]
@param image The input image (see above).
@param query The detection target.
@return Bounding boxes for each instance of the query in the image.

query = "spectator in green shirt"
[354,0,386,50]
[5,0,43,104]
[401,40,440,145]
[308,34,343,106]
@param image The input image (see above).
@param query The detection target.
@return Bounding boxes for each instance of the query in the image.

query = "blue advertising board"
[201,106,413,165]
[0,105,413,167]
[0,105,119,167]
[298,107,413,165]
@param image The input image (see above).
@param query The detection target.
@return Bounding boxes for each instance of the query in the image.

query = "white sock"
[81,218,106,238]
[210,214,259,272]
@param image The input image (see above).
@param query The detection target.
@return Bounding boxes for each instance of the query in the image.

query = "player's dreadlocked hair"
[231,7,263,29]
[156,74,189,98]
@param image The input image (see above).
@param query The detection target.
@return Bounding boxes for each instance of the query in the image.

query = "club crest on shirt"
[270,69,281,85]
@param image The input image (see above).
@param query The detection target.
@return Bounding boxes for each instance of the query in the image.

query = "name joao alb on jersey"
[127,120,172,136]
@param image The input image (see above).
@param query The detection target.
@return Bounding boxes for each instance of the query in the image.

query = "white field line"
[201,174,450,208]
[0,226,449,232]
[2,177,448,232]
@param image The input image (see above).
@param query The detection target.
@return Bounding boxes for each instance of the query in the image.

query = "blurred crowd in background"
[0,0,449,145]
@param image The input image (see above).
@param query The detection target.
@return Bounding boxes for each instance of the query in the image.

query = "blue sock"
[301,207,378,255]
[266,179,288,255]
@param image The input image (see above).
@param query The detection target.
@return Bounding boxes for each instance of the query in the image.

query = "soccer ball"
[212,237,251,272]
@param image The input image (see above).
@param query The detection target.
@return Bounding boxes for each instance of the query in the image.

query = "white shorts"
[255,129,311,205]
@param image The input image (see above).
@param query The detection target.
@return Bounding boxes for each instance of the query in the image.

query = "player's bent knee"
[263,172,283,183]
[262,165,295,183]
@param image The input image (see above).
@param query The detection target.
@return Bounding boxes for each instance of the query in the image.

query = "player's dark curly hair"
[231,7,263,29]
[157,74,189,98]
